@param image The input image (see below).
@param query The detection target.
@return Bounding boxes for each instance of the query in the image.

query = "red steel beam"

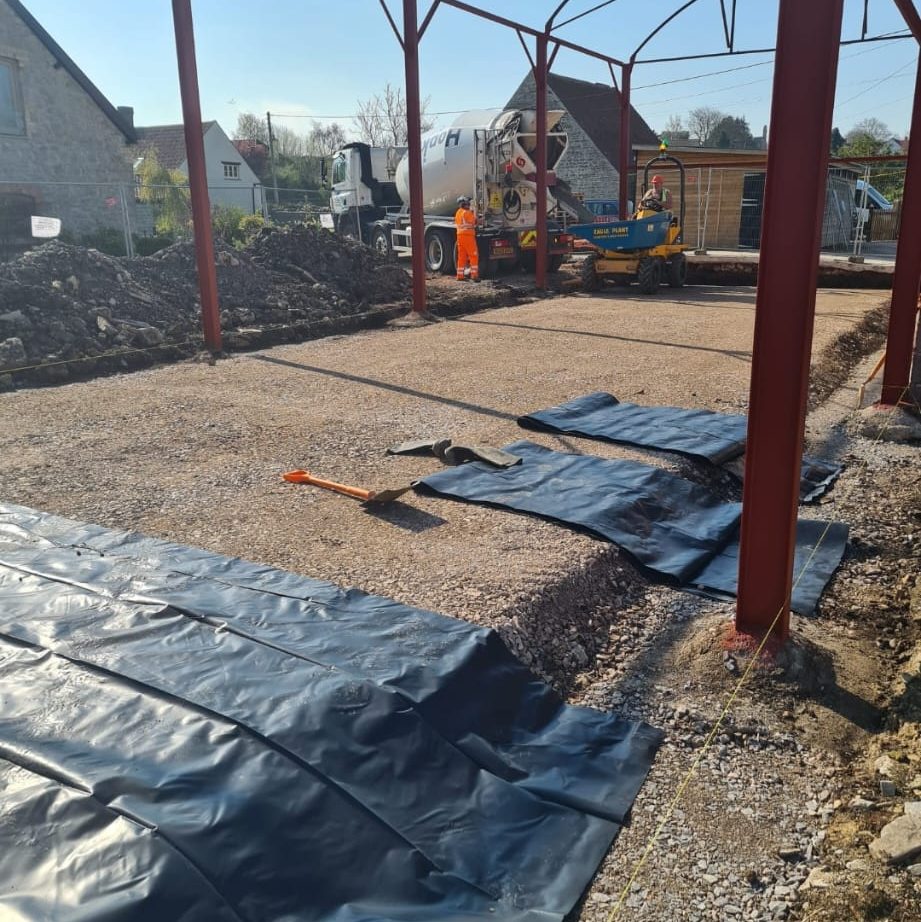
[618,63,633,219]
[440,0,624,65]
[535,32,549,290]
[735,0,844,640]
[171,0,221,354]
[881,55,921,404]
[439,0,540,37]
[550,35,624,67]
[402,0,427,314]
[893,0,921,41]
[635,33,908,65]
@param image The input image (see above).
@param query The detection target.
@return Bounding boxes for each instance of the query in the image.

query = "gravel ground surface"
[570,372,921,921]
[2,284,915,920]
[0,287,874,647]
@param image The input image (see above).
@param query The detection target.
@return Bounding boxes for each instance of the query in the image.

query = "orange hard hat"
[652,174,664,183]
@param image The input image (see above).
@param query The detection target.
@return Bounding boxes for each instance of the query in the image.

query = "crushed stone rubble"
[0,226,411,381]
[563,388,920,920]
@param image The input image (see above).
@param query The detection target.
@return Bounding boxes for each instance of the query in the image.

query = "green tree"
[275,156,322,192]
[211,205,247,244]
[830,127,846,154]
[705,115,756,149]
[135,151,191,237]
[839,120,905,202]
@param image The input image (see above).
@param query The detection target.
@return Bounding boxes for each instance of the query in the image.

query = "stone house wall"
[0,1,135,242]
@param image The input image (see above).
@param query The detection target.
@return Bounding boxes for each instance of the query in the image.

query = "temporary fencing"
[624,164,905,255]
[0,177,277,262]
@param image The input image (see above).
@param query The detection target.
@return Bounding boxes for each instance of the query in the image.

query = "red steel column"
[735,0,844,640]
[881,56,921,405]
[171,0,221,353]
[535,32,549,290]
[403,0,427,314]
[893,0,921,42]
[618,63,633,219]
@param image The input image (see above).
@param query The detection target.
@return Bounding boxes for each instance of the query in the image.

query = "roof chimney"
[117,106,135,130]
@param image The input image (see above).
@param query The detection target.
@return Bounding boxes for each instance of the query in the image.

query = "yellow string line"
[0,308,400,379]
[0,339,201,377]
[607,383,913,920]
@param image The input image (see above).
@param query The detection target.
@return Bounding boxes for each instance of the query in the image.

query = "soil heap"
[0,225,411,380]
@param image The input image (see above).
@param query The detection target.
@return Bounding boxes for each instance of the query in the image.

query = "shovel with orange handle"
[282,470,412,505]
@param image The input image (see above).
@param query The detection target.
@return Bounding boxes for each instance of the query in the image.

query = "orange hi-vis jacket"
[454,206,476,236]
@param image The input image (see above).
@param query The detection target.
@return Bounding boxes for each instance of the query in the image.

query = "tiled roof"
[135,122,216,170]
[547,73,660,167]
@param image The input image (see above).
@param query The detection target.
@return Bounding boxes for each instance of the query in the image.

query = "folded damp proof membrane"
[417,441,848,616]
[691,518,849,615]
[0,501,662,922]
[518,392,843,503]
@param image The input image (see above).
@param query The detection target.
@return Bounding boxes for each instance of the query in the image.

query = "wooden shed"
[633,145,859,251]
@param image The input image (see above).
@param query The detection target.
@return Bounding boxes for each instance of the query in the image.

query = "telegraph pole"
[266,110,280,205]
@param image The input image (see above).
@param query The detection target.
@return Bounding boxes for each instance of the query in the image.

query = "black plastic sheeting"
[518,392,843,502]
[0,502,662,922]
[693,518,850,615]
[417,441,848,616]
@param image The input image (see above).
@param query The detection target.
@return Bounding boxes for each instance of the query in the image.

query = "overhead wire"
[835,57,919,108]
[266,37,910,123]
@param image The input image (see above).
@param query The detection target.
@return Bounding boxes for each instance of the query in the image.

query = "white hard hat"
[457,195,470,205]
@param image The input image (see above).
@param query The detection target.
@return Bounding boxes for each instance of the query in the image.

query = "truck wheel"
[425,229,456,275]
[548,254,565,273]
[580,255,600,292]
[667,252,687,288]
[637,256,661,295]
[370,225,393,259]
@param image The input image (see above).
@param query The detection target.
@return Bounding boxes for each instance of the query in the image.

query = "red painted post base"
[722,623,788,666]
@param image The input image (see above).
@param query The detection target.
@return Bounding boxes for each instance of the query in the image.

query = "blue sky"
[21,0,920,138]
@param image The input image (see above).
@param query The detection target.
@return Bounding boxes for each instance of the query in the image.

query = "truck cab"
[329,144,403,238]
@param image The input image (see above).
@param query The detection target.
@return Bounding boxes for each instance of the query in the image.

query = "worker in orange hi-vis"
[454,195,479,282]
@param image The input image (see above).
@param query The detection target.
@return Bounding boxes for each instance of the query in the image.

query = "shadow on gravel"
[450,317,752,363]
[363,501,447,533]
[252,354,518,422]
[606,289,759,307]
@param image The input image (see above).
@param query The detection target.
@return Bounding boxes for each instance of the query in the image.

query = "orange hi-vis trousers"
[456,234,479,280]
[454,205,479,280]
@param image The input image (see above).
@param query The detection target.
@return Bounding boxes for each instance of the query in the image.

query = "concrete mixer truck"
[327,108,594,276]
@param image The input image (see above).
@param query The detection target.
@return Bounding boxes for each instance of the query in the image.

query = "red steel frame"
[171,0,921,638]
[171,0,221,354]
[401,0,428,314]
[882,0,921,404]
[735,0,845,640]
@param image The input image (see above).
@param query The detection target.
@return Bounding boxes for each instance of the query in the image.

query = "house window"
[223,161,241,180]
[0,58,26,136]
